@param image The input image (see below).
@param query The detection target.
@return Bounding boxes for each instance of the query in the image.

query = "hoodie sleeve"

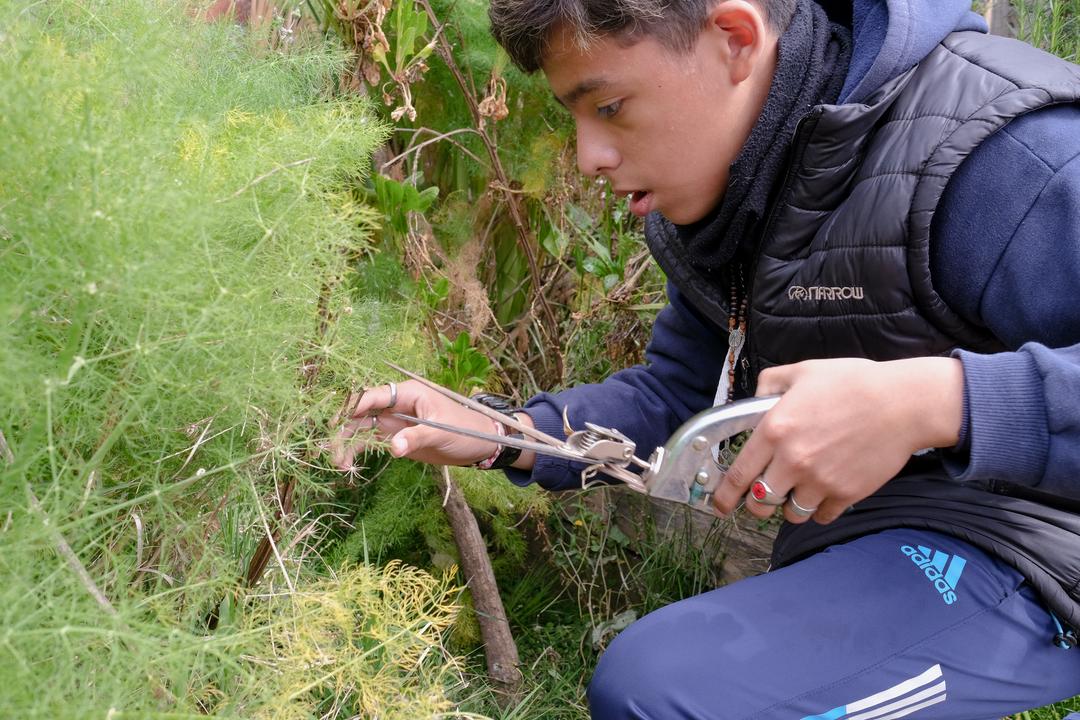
[930,103,1080,500]
[504,282,726,491]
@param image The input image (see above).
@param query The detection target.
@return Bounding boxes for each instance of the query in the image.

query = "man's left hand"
[712,357,965,524]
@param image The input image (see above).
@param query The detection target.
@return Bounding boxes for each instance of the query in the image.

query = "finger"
[744,493,785,520]
[345,384,395,419]
[330,414,360,468]
[333,436,364,471]
[783,488,826,524]
[331,415,378,469]
[713,427,774,515]
[329,389,359,429]
[332,407,436,469]
[351,379,427,420]
[743,469,793,519]
[333,410,414,464]
[754,363,800,397]
[347,386,390,419]
[387,423,465,462]
[808,498,853,525]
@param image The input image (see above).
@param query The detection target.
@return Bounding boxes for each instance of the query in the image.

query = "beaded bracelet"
[474,419,506,470]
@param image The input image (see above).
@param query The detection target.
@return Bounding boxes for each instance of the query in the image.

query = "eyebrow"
[555,78,614,108]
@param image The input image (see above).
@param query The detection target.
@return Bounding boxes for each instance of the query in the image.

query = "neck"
[719,38,781,190]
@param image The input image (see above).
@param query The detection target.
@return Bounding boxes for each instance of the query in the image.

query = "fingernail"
[390,437,407,456]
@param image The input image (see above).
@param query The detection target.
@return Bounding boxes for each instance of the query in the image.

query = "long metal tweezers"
[384,362,647,488]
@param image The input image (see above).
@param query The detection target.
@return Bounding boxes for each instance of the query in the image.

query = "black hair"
[489,0,798,73]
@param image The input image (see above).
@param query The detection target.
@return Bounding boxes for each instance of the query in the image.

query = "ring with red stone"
[749,477,788,506]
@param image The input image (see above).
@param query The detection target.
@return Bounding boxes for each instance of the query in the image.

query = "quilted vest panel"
[747,31,1080,386]
[759,32,1080,630]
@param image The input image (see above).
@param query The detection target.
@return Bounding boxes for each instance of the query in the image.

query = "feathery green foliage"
[237,561,468,719]
[0,0,479,716]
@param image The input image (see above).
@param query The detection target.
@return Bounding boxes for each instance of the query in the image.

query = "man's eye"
[597,100,622,119]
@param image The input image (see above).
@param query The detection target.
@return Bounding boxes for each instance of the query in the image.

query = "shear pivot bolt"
[695,470,709,485]
[692,435,708,451]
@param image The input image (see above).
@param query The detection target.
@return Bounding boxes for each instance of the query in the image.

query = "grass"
[1014,0,1080,61]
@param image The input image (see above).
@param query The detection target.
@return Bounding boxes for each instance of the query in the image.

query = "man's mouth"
[627,190,653,218]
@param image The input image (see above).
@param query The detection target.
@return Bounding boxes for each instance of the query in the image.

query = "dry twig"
[436,467,522,700]
[416,0,564,381]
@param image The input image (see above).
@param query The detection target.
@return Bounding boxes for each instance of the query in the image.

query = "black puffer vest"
[648,32,1080,628]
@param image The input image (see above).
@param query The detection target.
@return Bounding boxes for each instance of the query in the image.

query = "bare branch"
[383,127,487,171]
[436,467,521,699]
[0,429,13,466]
[416,0,564,379]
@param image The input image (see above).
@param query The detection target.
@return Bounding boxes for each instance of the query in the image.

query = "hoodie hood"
[839,0,988,103]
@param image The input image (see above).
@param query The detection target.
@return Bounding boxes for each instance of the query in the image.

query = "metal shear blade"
[389,412,588,464]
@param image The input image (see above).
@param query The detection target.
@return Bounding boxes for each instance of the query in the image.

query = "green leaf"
[397,26,417,68]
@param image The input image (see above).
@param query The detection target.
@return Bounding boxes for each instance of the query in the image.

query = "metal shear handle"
[642,396,781,514]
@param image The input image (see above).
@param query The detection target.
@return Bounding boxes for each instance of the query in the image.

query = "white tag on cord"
[711,328,746,463]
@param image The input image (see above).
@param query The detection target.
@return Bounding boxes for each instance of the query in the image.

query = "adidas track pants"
[588,529,1080,719]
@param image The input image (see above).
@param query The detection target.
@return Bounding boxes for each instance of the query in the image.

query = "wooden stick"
[437,466,521,700]
[0,429,14,466]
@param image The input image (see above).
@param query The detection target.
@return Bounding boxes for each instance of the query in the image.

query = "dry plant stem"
[0,429,14,465]
[382,127,486,171]
[248,474,297,593]
[245,478,295,587]
[417,0,564,379]
[436,466,522,700]
[27,488,119,618]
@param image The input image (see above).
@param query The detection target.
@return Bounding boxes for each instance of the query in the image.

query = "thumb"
[388,425,427,458]
[387,424,493,466]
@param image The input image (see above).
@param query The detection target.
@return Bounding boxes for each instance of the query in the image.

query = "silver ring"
[787,494,818,517]
[370,413,378,430]
[387,381,398,409]
[749,477,788,506]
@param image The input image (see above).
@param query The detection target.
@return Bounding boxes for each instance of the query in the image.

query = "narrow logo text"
[788,285,865,301]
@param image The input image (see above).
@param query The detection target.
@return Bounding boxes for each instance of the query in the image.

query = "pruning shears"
[385,364,780,516]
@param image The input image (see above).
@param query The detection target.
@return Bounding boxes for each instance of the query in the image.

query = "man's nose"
[576,123,620,178]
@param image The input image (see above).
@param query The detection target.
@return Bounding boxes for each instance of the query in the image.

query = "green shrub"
[0,0,473,716]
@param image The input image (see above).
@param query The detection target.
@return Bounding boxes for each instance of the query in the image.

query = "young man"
[336,0,1080,716]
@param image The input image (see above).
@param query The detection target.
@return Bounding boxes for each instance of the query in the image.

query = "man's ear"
[702,0,770,84]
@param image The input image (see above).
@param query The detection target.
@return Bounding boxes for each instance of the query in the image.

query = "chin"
[667,195,723,226]
[664,208,707,226]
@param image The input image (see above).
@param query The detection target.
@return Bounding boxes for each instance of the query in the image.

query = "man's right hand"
[329,380,535,472]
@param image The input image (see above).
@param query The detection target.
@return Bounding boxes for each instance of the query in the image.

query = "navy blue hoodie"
[509,0,1080,501]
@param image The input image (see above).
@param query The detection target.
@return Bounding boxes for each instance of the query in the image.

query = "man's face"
[543,12,773,225]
